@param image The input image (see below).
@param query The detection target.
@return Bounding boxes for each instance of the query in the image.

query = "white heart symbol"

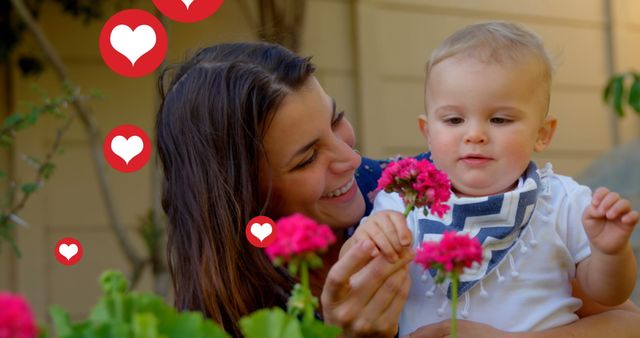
[110,24,156,66]
[250,223,272,242]
[59,244,78,261]
[181,0,195,10]
[111,135,143,165]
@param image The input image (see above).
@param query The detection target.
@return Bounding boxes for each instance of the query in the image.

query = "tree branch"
[10,0,145,274]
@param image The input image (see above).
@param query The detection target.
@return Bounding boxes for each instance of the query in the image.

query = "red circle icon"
[55,237,83,266]
[245,216,277,248]
[99,9,168,77]
[152,0,225,23]
[103,124,152,173]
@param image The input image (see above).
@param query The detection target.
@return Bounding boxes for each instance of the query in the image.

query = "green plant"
[603,71,640,117]
[48,268,341,338]
[0,84,92,256]
[50,271,230,338]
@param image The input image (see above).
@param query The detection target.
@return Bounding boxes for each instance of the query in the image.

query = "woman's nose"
[329,141,361,174]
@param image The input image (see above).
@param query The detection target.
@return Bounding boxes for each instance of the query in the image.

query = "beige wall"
[1,0,639,322]
[355,0,640,177]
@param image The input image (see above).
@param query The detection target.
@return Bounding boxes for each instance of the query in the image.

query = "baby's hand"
[350,210,413,263]
[582,187,639,255]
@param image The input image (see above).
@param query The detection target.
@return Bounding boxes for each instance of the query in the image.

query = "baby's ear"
[535,115,557,152]
[418,114,429,139]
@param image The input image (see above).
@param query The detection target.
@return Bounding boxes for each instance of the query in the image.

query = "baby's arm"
[575,187,639,306]
[340,210,413,262]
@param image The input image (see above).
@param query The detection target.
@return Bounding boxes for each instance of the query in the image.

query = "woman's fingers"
[347,249,414,307]
[322,239,377,304]
[323,248,414,333]
[368,218,400,261]
[363,266,411,335]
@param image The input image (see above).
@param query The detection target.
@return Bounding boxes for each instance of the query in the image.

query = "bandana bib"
[416,162,541,299]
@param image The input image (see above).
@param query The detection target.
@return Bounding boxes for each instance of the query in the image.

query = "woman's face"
[260,76,365,230]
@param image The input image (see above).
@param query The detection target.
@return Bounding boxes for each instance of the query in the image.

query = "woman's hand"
[404,319,506,338]
[322,239,414,337]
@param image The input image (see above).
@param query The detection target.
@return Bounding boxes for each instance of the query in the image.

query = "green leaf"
[0,134,13,147]
[50,305,73,337]
[611,75,625,117]
[100,270,130,295]
[3,113,24,128]
[300,319,341,338]
[629,74,640,113]
[0,218,21,257]
[307,253,323,270]
[21,182,39,194]
[603,76,614,102]
[90,88,104,99]
[240,308,304,338]
[132,313,158,338]
[0,169,5,178]
[288,257,299,277]
[39,163,56,180]
[26,107,42,125]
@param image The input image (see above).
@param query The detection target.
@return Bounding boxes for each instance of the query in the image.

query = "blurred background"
[1,0,640,324]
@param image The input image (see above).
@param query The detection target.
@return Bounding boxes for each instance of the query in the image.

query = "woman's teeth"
[324,178,354,198]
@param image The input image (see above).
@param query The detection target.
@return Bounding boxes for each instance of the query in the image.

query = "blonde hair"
[425,21,555,112]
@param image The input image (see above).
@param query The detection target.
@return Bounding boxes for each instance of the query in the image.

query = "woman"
[156,42,639,337]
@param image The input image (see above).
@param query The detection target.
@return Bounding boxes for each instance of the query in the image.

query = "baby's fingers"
[597,191,621,215]
[591,187,610,207]
[386,211,412,247]
[603,198,631,220]
[583,203,604,220]
[621,210,640,226]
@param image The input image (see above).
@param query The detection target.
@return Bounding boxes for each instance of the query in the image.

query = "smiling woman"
[155,42,412,337]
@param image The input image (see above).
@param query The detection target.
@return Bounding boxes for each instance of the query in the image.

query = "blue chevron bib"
[417,161,541,299]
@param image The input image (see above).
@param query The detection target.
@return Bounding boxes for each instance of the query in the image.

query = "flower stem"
[403,203,414,218]
[451,275,458,338]
[300,260,314,323]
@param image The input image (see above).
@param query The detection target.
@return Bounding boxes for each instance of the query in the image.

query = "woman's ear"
[535,115,557,152]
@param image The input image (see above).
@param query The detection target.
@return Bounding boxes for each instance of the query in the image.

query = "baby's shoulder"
[539,163,591,200]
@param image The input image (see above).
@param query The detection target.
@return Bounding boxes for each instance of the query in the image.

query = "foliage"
[46,269,340,338]
[49,270,231,338]
[0,84,100,256]
[1,0,136,74]
[603,71,640,117]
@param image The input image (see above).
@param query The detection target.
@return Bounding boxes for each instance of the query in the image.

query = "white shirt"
[370,164,592,335]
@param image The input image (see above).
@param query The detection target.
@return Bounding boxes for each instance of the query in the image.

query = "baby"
[343,21,639,334]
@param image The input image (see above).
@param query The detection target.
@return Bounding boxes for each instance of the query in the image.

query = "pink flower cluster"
[415,231,483,274]
[0,292,37,338]
[377,158,451,217]
[265,213,336,262]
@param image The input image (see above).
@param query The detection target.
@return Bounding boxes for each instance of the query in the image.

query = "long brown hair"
[156,42,315,336]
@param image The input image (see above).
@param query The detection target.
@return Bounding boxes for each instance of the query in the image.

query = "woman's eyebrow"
[287,98,336,166]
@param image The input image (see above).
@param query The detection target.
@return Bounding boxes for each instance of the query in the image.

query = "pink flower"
[265,213,336,262]
[0,292,37,338]
[377,158,451,217]
[415,231,483,274]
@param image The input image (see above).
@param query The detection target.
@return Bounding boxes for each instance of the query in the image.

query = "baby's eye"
[490,117,511,124]
[444,117,464,125]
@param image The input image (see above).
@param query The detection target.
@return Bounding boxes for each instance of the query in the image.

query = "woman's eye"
[294,150,317,170]
[445,117,464,125]
[332,111,345,127]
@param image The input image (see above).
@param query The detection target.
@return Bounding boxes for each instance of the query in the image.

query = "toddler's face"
[421,55,556,197]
